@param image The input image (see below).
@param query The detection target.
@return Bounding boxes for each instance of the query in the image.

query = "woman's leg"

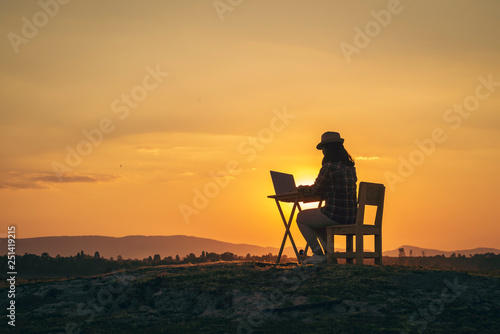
[296,208,338,255]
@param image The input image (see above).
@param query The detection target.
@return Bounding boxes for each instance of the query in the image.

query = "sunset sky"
[1,0,499,253]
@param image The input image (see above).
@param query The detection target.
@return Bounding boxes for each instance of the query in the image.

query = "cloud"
[356,156,380,161]
[36,174,118,184]
[0,171,119,190]
[136,146,161,155]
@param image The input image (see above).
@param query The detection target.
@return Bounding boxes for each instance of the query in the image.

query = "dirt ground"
[2,262,499,333]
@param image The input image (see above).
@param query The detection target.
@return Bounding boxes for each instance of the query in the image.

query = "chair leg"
[326,228,337,264]
[375,234,382,265]
[355,233,364,265]
[346,235,353,264]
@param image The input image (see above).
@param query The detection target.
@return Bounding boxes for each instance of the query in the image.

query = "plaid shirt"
[299,161,357,224]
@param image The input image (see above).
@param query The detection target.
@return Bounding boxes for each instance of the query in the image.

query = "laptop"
[270,171,297,195]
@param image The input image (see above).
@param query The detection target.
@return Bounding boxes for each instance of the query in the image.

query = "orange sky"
[1,0,499,252]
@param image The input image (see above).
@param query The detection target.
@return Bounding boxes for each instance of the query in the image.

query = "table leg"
[275,198,301,264]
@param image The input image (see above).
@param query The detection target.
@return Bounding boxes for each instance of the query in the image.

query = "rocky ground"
[2,262,499,333]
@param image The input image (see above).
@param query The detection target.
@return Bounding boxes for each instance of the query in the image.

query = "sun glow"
[294,167,319,187]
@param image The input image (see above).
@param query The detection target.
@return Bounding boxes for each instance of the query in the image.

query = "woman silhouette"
[296,131,358,264]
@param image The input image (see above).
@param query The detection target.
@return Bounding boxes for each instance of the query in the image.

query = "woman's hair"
[321,142,355,166]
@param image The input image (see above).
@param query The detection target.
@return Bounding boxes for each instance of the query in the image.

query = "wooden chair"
[326,182,385,265]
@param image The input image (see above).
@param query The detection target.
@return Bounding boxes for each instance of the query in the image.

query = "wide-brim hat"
[316,131,344,149]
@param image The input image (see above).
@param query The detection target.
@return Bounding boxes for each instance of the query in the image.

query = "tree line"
[0,251,289,278]
[2,251,498,278]
[384,252,500,271]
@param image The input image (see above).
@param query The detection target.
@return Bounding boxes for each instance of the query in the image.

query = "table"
[267,192,322,264]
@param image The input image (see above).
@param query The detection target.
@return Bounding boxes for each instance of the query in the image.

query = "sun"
[293,169,321,209]
[294,168,318,187]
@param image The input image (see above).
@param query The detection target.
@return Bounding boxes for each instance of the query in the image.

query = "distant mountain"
[1,236,498,260]
[383,245,500,257]
[0,235,287,260]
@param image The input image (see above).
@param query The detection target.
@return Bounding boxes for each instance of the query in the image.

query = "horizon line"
[2,234,499,252]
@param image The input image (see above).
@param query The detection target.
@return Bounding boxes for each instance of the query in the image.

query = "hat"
[316,131,344,149]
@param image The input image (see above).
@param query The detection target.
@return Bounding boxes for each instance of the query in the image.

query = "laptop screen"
[270,171,297,195]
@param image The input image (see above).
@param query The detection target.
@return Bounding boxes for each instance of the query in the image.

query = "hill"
[2,262,499,333]
[1,235,499,260]
[0,235,280,259]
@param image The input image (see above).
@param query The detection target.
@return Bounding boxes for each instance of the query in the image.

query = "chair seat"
[326,224,381,235]
[331,251,380,259]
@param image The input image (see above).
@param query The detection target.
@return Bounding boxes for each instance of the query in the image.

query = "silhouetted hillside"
[2,262,499,333]
[0,235,282,259]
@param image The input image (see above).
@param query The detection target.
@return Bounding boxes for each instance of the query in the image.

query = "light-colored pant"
[296,208,338,255]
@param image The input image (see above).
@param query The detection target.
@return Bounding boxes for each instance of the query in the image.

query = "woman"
[296,131,357,264]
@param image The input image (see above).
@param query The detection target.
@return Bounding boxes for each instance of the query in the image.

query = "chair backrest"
[355,182,385,227]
